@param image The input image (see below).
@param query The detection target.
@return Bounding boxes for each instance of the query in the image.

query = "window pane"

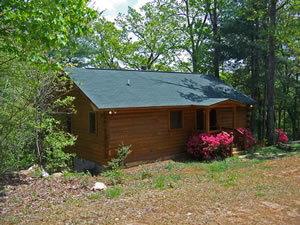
[197,110,204,130]
[66,114,72,133]
[210,109,217,130]
[170,111,182,129]
[89,112,96,133]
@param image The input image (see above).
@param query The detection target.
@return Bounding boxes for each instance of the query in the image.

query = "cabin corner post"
[205,108,210,133]
[232,106,237,129]
[103,111,110,163]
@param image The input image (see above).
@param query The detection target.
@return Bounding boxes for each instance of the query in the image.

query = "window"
[210,109,217,130]
[66,114,72,133]
[89,112,96,134]
[196,110,204,130]
[170,111,182,129]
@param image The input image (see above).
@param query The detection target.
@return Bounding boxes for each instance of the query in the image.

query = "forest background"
[0,0,299,174]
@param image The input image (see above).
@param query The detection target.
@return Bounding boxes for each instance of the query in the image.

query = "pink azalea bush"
[186,132,234,161]
[276,129,288,144]
[237,128,255,148]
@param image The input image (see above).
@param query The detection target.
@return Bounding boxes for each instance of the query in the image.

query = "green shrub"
[88,194,102,200]
[103,168,122,185]
[103,144,131,185]
[105,186,123,199]
[106,144,132,170]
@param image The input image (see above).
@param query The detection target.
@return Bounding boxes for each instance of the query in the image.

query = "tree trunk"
[250,18,260,135]
[212,2,219,78]
[266,0,276,145]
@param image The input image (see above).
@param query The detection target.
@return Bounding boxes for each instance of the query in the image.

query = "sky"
[89,0,152,21]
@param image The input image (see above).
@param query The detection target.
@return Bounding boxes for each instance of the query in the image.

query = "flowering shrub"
[237,128,255,148]
[186,132,234,161]
[276,129,288,144]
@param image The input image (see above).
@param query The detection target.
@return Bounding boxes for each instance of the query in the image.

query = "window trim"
[169,110,183,129]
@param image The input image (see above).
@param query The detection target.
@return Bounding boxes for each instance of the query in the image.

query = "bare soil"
[1,155,300,225]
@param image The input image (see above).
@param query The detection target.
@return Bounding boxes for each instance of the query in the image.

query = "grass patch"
[63,198,83,203]
[291,143,300,147]
[249,146,298,156]
[153,174,181,189]
[105,186,123,199]
[88,193,103,200]
[138,166,153,180]
[206,156,263,173]
[2,149,300,225]
[206,171,239,187]
[256,192,266,197]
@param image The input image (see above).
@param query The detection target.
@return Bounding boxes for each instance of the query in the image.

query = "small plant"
[106,144,132,170]
[63,198,82,203]
[153,175,181,189]
[103,144,131,185]
[139,166,153,179]
[275,129,288,144]
[29,167,42,178]
[186,132,233,161]
[165,162,175,171]
[62,170,89,182]
[105,186,123,199]
[103,168,122,185]
[88,194,103,200]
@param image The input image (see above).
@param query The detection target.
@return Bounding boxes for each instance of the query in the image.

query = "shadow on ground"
[0,173,29,213]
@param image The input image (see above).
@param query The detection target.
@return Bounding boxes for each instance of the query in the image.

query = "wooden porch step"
[232,147,246,156]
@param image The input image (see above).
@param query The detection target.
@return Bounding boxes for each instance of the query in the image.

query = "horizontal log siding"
[69,88,106,164]
[217,108,233,128]
[236,107,248,128]
[107,109,195,163]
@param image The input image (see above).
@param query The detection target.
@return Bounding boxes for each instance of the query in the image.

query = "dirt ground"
[1,155,300,225]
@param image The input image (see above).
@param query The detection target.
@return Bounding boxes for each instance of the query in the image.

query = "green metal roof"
[67,68,255,109]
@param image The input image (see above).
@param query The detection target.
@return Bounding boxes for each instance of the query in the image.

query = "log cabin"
[66,68,255,170]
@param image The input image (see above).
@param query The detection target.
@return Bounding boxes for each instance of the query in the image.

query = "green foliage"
[105,144,132,170]
[29,167,43,178]
[0,0,97,62]
[0,0,97,174]
[138,166,153,180]
[206,156,263,173]
[153,174,181,189]
[103,168,123,185]
[165,162,176,171]
[105,186,123,199]
[43,131,76,174]
[103,144,131,185]
[88,194,103,200]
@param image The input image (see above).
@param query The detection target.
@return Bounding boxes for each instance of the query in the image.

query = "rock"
[52,172,63,178]
[19,164,39,176]
[92,182,107,191]
[41,168,49,178]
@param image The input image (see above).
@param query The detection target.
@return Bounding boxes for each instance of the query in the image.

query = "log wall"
[68,87,107,165]
[68,89,250,165]
[107,108,196,163]
[107,105,249,163]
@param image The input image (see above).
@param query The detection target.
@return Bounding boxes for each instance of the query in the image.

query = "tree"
[92,18,126,69]
[116,3,178,71]
[0,0,97,174]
